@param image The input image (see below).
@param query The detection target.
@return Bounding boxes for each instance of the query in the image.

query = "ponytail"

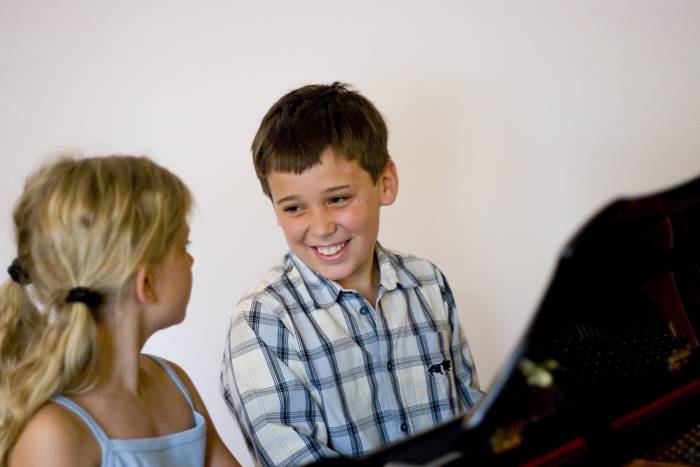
[0,294,98,465]
[0,279,42,377]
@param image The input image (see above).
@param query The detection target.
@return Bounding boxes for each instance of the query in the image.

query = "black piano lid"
[314,173,700,466]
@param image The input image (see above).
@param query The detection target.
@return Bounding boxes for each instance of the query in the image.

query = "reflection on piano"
[312,174,700,466]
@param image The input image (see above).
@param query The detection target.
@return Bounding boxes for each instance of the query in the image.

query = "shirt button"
[387,362,393,371]
[400,423,409,433]
[360,306,369,315]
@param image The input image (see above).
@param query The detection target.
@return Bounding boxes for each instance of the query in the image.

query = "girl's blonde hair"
[0,154,192,464]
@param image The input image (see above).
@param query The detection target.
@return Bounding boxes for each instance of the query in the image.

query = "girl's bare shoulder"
[8,400,101,467]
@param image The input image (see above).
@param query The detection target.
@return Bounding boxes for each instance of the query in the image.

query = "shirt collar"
[287,242,420,309]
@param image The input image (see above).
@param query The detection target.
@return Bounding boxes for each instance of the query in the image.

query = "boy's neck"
[338,253,381,306]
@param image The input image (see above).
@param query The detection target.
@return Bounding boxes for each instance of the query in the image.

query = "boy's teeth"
[317,242,345,256]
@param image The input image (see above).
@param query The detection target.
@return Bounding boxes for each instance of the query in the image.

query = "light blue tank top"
[52,356,206,467]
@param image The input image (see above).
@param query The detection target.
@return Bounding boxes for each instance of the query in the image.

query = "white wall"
[1,1,699,465]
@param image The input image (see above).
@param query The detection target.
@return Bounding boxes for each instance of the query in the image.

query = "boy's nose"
[310,209,336,238]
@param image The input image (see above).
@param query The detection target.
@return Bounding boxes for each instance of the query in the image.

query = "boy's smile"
[268,148,398,300]
[314,240,348,258]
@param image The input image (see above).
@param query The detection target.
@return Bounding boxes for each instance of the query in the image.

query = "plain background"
[1,1,699,465]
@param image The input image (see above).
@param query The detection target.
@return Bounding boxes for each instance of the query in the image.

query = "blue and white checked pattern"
[220,244,482,466]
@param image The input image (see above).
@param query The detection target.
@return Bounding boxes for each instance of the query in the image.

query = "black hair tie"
[7,259,30,285]
[65,287,103,309]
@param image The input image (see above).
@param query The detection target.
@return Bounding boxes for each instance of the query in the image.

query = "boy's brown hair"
[252,82,390,197]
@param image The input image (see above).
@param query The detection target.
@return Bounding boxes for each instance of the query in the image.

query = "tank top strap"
[145,354,195,410]
[51,395,111,448]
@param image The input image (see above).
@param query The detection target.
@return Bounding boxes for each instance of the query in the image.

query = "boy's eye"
[329,196,350,205]
[283,205,302,214]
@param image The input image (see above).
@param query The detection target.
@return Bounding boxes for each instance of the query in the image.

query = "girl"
[0,155,240,467]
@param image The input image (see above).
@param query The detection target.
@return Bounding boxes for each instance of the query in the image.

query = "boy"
[221,83,482,466]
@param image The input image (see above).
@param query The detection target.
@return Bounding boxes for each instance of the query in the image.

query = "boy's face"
[268,147,398,293]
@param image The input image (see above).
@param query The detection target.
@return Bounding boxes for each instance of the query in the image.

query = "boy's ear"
[379,160,399,206]
[134,265,159,304]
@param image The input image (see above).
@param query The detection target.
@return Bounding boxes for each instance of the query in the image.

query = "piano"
[312,174,700,466]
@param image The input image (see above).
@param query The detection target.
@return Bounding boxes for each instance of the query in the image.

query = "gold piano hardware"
[519,358,559,388]
[667,347,691,372]
[490,423,524,454]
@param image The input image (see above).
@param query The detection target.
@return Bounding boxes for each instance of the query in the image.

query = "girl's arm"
[168,361,242,467]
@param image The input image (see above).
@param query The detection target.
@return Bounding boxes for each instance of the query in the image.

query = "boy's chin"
[301,255,372,288]
[300,255,353,281]
[308,262,349,280]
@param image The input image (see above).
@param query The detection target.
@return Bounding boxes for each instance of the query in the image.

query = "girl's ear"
[134,265,158,304]
[379,160,399,206]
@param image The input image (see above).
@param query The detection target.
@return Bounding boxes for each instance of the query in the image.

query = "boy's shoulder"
[380,245,433,268]
[378,244,446,286]
[233,254,306,317]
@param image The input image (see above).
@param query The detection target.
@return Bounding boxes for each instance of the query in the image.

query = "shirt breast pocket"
[395,330,455,410]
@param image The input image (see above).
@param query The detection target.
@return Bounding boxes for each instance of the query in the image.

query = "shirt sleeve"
[220,295,339,466]
[435,266,484,410]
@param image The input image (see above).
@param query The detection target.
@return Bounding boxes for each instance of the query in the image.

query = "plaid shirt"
[220,244,482,466]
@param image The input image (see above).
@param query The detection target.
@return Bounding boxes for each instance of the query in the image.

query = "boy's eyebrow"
[324,185,352,194]
[275,195,299,205]
[275,185,353,205]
